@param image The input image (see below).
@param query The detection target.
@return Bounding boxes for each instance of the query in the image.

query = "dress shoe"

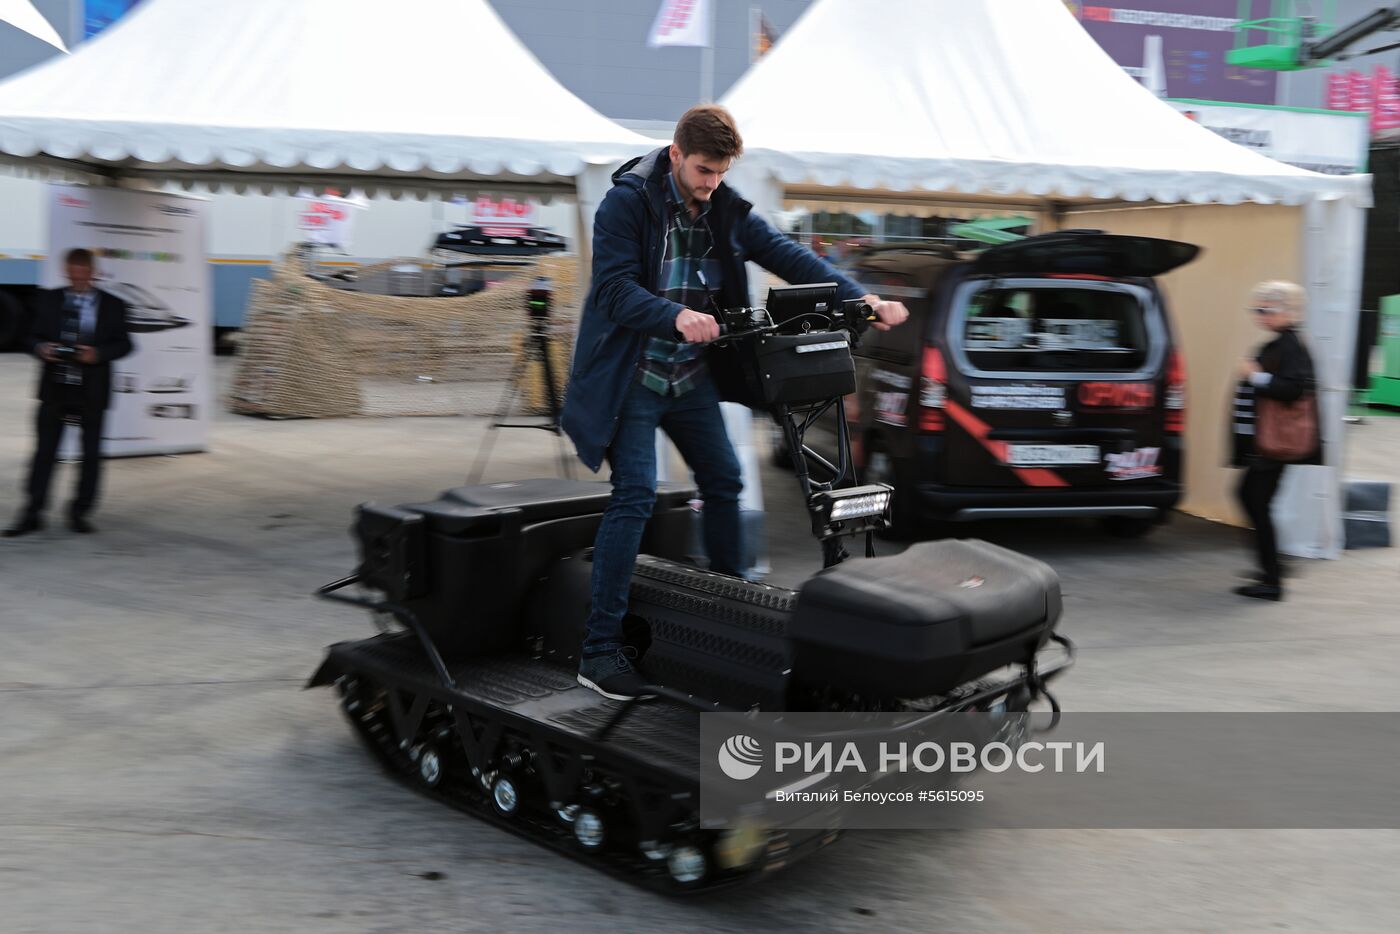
[69,516,96,534]
[3,516,43,537]
[1233,583,1283,602]
[1237,564,1292,582]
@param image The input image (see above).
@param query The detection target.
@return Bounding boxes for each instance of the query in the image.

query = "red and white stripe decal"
[944,400,1071,488]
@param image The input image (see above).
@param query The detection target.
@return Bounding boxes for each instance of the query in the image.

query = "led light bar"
[809,483,895,538]
[829,490,892,521]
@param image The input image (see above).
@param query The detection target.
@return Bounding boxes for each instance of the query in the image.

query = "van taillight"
[1165,350,1186,433]
[919,346,947,432]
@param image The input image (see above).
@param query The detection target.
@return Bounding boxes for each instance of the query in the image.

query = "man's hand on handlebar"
[675,307,721,343]
[862,294,909,332]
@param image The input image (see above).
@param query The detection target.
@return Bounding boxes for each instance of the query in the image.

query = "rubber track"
[338,676,769,894]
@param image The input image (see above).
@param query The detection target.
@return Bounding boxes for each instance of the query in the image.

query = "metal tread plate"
[327,633,700,774]
[633,556,798,613]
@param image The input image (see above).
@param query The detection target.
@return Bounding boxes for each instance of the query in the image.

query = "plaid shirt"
[637,172,723,397]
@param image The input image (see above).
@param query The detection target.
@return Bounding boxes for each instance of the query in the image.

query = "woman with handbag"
[1230,280,1323,602]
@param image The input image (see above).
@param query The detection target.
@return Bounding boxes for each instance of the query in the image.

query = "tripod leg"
[468,421,500,485]
[534,328,575,479]
[556,435,575,480]
[468,333,530,483]
[536,329,562,430]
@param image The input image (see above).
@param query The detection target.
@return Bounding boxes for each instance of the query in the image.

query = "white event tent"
[0,0,653,262]
[723,0,1372,558]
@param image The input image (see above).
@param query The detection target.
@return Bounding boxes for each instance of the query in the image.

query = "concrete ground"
[0,355,1397,933]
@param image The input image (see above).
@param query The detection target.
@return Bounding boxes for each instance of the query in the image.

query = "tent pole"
[575,189,592,282]
[701,45,715,101]
[700,0,716,101]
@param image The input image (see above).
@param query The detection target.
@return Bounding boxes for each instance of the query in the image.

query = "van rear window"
[959,285,1151,372]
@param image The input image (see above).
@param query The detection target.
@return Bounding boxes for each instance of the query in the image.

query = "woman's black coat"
[1230,326,1323,467]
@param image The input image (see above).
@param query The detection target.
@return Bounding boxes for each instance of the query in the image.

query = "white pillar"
[1276,193,1366,558]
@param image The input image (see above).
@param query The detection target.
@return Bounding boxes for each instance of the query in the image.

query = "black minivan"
[843,230,1199,538]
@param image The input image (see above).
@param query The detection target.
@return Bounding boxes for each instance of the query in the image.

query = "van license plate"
[1005,444,1100,467]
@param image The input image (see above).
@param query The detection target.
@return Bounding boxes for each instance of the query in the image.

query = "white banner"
[293,191,365,250]
[467,195,538,229]
[46,184,210,456]
[648,0,711,48]
[1168,101,1370,176]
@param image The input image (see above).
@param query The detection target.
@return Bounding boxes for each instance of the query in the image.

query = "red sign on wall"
[468,197,537,227]
[1326,73,1350,111]
[1373,66,1400,133]
[1348,70,1375,114]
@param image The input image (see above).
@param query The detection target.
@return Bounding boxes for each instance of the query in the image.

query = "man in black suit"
[5,248,133,536]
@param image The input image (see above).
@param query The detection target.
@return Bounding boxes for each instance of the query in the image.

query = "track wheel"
[573,808,606,851]
[414,743,443,789]
[490,774,520,817]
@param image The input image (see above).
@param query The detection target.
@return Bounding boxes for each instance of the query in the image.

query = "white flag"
[0,0,68,52]
[648,0,712,49]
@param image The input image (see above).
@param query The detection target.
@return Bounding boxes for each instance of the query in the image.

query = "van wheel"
[1100,516,1156,539]
[865,446,918,541]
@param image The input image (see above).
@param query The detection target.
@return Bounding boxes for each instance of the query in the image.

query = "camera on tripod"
[527,276,552,320]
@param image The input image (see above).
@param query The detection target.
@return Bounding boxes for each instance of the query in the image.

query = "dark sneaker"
[577,649,655,701]
[1233,583,1283,602]
[69,516,96,534]
[1237,564,1292,582]
[2,515,42,537]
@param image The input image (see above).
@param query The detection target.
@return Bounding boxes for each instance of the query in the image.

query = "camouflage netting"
[228,254,579,419]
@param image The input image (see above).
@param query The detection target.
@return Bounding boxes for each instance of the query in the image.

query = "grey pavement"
[0,354,1397,933]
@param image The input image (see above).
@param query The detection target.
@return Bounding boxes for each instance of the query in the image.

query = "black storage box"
[529,553,798,710]
[628,556,798,710]
[356,504,430,600]
[708,331,855,408]
[354,478,695,656]
[788,540,1061,698]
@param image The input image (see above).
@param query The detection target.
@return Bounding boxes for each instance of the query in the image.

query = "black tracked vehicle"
[308,284,1074,891]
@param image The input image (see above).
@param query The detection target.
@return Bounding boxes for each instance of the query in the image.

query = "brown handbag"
[1255,393,1318,461]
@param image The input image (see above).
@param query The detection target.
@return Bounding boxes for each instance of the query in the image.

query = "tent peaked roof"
[0,0,652,192]
[722,0,1368,206]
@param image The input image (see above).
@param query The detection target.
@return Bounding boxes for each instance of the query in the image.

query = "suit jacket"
[24,287,134,410]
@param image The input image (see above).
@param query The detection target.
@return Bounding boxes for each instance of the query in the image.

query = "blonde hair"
[1249,280,1305,323]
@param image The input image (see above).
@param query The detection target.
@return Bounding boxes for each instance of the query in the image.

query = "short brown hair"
[674,104,744,160]
[64,248,95,267]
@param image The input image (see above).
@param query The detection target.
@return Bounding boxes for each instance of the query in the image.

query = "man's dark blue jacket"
[561,146,864,472]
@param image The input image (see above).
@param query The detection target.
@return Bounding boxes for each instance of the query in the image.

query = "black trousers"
[23,396,107,519]
[1236,460,1287,587]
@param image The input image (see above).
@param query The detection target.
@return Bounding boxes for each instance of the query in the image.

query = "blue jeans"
[582,376,743,656]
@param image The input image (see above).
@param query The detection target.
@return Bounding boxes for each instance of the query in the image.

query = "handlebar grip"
[845,299,876,334]
[675,324,731,343]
